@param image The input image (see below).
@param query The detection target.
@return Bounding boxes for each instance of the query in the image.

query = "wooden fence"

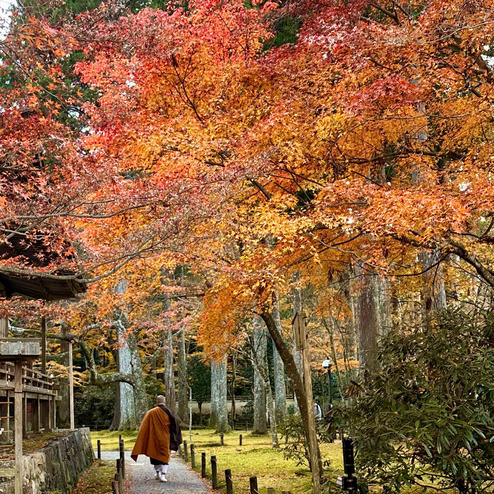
[180,434,292,494]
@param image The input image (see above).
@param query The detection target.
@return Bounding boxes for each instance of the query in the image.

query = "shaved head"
[156,395,165,404]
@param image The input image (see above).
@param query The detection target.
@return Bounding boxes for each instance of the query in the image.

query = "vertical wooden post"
[211,455,218,489]
[41,316,47,374]
[36,396,41,432]
[47,398,52,431]
[294,312,322,494]
[119,438,125,477]
[225,469,233,494]
[201,452,206,477]
[97,439,101,460]
[249,476,258,494]
[23,394,27,436]
[183,440,188,461]
[220,432,224,445]
[239,434,242,446]
[52,397,57,430]
[14,360,23,494]
[0,317,8,337]
[68,340,74,430]
[190,443,196,469]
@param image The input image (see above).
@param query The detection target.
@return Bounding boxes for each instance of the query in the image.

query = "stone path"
[101,451,210,494]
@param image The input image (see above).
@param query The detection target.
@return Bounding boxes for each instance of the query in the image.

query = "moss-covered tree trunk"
[272,301,287,422]
[110,317,137,430]
[210,357,230,432]
[252,316,268,434]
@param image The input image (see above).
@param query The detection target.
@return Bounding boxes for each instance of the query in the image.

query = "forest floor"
[91,428,344,494]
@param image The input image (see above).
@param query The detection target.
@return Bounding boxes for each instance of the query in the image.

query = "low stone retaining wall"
[0,428,94,494]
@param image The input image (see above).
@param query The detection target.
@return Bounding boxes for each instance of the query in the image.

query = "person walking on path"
[131,395,182,482]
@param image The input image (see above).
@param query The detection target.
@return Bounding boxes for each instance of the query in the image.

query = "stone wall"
[0,428,94,494]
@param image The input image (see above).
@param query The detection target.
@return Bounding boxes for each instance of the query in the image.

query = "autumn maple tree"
[1,0,493,491]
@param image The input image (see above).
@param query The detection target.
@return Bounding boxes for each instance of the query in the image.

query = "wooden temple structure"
[0,270,86,494]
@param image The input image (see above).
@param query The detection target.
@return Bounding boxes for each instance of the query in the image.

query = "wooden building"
[0,269,86,494]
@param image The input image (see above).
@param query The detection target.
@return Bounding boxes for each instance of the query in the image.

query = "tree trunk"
[261,311,323,490]
[419,250,447,313]
[210,360,218,429]
[252,316,268,434]
[177,328,188,424]
[292,287,303,412]
[249,317,278,444]
[110,317,137,430]
[357,269,380,374]
[128,333,148,424]
[210,357,230,432]
[375,275,392,336]
[164,327,176,414]
[58,324,70,429]
[272,302,287,422]
[230,353,237,428]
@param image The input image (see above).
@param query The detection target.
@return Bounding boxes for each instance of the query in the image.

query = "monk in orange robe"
[131,395,182,482]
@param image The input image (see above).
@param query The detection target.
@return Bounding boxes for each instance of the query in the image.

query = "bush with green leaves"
[279,413,333,472]
[343,308,493,494]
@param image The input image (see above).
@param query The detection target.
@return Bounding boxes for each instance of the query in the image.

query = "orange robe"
[131,406,171,464]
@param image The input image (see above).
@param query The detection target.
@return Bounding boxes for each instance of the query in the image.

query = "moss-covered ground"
[72,460,115,494]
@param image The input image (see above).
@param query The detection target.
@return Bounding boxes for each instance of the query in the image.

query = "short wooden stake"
[112,480,119,494]
[97,439,101,460]
[190,443,196,469]
[225,468,233,494]
[211,455,218,489]
[220,432,224,445]
[183,440,188,461]
[239,434,242,446]
[119,438,125,477]
[201,452,206,478]
[249,476,258,494]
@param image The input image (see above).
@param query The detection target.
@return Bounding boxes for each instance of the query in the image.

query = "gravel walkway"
[101,451,210,494]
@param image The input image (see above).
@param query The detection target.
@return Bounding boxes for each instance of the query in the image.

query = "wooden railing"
[0,362,56,396]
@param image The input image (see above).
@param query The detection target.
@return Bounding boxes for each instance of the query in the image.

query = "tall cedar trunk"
[58,324,70,428]
[128,333,148,424]
[110,317,137,430]
[230,353,237,428]
[261,312,323,485]
[252,316,268,434]
[252,316,278,445]
[209,359,218,428]
[376,275,392,336]
[164,327,176,414]
[292,287,303,412]
[357,270,379,374]
[266,378,278,447]
[210,357,230,432]
[272,301,287,422]
[419,250,447,313]
[177,328,188,424]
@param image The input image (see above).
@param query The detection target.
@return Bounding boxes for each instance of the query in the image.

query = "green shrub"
[342,308,494,494]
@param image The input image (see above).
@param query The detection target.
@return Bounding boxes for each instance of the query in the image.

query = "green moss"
[71,460,114,494]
